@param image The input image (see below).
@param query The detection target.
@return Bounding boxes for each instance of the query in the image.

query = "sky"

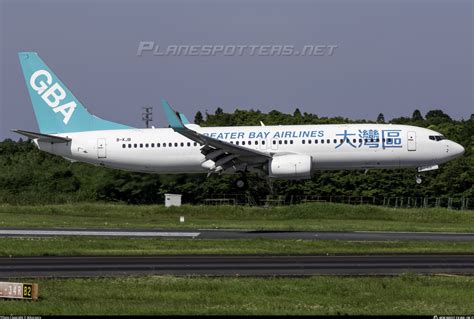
[0,0,472,140]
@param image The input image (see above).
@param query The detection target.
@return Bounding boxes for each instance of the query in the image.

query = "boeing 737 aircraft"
[14,52,465,188]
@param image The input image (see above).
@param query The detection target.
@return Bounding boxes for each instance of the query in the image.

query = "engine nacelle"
[268,154,312,180]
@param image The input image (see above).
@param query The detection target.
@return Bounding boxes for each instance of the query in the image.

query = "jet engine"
[268,154,312,180]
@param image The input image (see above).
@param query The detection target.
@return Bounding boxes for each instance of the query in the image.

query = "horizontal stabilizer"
[12,129,71,143]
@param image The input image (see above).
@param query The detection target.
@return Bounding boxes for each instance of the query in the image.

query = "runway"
[1,255,473,278]
[0,228,473,241]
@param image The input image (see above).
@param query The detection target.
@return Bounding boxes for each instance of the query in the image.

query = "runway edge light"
[0,281,39,300]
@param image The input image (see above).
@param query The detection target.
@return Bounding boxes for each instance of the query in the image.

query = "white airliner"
[14,52,465,187]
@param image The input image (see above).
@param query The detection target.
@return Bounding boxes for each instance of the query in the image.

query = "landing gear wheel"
[235,170,248,189]
[235,176,248,189]
[236,178,247,189]
[416,175,422,184]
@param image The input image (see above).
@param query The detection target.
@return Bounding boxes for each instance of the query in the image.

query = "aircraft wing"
[161,99,271,173]
[12,129,71,143]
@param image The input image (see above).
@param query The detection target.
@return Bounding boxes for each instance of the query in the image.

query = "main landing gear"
[235,172,248,189]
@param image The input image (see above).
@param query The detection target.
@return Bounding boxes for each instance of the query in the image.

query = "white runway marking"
[0,229,200,238]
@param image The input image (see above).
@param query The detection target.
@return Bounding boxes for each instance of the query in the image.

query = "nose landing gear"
[416,175,422,184]
[416,165,438,184]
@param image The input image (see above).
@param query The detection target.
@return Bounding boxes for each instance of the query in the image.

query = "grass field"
[0,202,473,232]
[1,275,473,315]
[1,237,474,256]
[1,202,473,256]
[1,203,472,315]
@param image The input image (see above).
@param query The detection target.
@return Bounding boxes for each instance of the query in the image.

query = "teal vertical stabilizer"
[18,52,133,134]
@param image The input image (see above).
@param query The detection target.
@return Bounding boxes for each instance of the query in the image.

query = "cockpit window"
[429,135,445,141]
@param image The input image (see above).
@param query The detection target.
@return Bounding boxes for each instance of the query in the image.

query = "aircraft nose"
[451,142,465,158]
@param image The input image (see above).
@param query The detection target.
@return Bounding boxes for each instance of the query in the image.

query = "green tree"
[194,111,204,125]
[293,108,302,119]
[376,113,385,123]
[412,109,424,121]
[426,110,452,125]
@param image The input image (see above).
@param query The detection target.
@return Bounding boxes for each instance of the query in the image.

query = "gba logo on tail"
[30,70,76,124]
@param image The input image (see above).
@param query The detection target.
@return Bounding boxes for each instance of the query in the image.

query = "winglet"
[179,113,191,125]
[161,99,185,129]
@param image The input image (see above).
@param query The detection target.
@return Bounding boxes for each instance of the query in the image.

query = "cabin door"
[97,138,107,158]
[407,131,416,151]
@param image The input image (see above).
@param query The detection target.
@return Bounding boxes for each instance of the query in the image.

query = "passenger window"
[163,143,166,147]
[255,141,259,145]
[169,143,172,147]
[145,143,149,148]
[194,142,197,146]
[321,140,324,144]
[174,143,178,147]
[180,142,184,147]
[308,140,311,144]
[140,144,143,148]
[315,140,318,144]
[262,141,265,145]
[242,141,246,145]
[326,139,330,144]
[236,141,240,145]
[334,139,337,144]
[187,142,191,147]
[284,140,288,145]
[353,139,356,143]
[272,140,276,145]
[122,144,126,148]
[248,141,252,145]
[128,144,132,148]
[151,143,155,148]
[302,140,306,144]
[134,144,137,148]
[157,143,160,147]
[278,140,282,145]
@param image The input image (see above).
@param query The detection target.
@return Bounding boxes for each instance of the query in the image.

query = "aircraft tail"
[18,52,132,134]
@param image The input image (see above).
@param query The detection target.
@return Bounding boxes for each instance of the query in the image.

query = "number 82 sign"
[0,282,39,300]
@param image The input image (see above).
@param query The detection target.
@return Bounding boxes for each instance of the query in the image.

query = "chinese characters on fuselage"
[335,129,402,149]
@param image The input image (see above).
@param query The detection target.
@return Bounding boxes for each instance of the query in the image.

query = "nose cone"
[451,142,465,158]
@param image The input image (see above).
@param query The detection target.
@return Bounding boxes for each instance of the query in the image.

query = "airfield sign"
[0,282,38,300]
